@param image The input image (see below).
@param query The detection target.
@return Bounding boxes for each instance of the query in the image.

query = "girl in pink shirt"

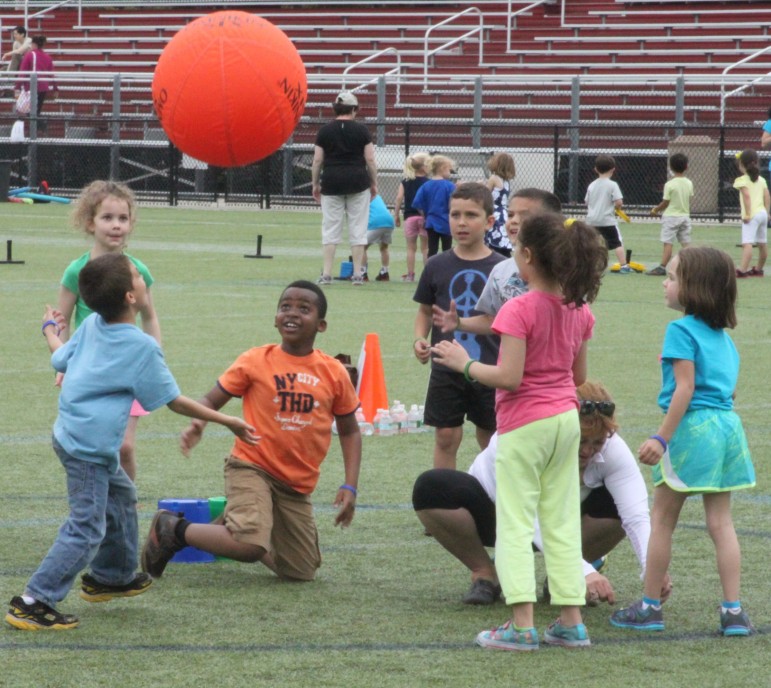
[433,213,607,651]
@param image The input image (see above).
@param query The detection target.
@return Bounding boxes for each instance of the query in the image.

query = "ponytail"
[403,151,429,179]
[739,149,760,182]
[518,214,607,307]
[559,220,608,306]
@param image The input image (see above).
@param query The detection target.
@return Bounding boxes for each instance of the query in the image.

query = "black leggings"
[412,468,497,546]
[426,228,452,257]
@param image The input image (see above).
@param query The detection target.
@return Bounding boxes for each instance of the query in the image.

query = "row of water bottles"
[356,401,430,436]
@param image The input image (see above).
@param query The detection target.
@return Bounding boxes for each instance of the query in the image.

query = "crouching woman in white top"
[412,380,672,606]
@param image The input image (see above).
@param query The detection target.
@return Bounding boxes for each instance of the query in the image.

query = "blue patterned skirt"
[652,408,755,492]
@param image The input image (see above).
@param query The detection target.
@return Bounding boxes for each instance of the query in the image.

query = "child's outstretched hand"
[333,487,356,528]
[432,299,460,333]
[42,305,66,356]
[180,419,206,457]
[42,305,66,335]
[430,339,469,373]
[226,417,259,446]
[638,438,665,466]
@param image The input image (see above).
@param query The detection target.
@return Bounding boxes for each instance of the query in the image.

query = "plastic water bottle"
[405,404,422,434]
[374,408,396,436]
[390,401,407,434]
[355,407,374,436]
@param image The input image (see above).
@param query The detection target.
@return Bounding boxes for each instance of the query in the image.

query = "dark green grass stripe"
[0,627,766,652]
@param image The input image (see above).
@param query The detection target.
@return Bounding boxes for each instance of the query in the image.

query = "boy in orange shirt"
[141,280,361,582]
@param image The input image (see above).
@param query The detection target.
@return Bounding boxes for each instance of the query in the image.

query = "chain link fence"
[0,114,763,220]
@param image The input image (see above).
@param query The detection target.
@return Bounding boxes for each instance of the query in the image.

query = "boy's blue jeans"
[25,436,139,608]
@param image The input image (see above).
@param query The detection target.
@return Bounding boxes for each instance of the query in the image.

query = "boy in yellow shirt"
[647,153,693,276]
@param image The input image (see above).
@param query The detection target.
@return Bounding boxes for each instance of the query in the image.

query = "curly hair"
[71,180,136,233]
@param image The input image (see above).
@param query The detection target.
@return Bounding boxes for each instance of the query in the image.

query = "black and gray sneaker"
[80,572,152,603]
[141,509,184,578]
[5,596,79,631]
[462,578,502,605]
[720,609,755,637]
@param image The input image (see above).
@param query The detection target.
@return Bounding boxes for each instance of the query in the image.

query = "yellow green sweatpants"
[495,410,586,606]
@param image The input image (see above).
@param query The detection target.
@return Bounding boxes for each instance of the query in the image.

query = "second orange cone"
[356,332,388,423]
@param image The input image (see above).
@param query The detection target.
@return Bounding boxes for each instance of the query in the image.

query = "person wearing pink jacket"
[15,35,56,131]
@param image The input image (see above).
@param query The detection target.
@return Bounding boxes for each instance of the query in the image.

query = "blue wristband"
[340,484,357,497]
[42,320,59,336]
[650,434,668,452]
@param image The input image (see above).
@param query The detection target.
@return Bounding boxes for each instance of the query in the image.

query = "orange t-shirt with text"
[218,344,359,494]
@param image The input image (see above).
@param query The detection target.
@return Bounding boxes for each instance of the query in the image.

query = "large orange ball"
[152,11,307,167]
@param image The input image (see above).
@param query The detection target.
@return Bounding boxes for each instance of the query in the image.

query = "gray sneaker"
[720,609,755,637]
[141,510,183,578]
[646,265,667,276]
[610,599,664,631]
[316,275,333,285]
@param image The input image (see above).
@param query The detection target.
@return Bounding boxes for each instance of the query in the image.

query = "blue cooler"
[157,498,216,564]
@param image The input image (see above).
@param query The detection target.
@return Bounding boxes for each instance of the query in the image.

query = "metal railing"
[720,45,771,126]
[343,47,402,104]
[422,7,484,89]
[22,0,82,28]
[506,0,553,52]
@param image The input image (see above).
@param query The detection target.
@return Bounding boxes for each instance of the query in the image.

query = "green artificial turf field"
[0,204,767,687]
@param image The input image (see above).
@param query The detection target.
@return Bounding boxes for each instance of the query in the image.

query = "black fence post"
[718,125,725,224]
[552,125,559,194]
[168,141,178,207]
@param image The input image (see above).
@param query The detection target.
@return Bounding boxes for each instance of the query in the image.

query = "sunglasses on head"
[579,400,615,417]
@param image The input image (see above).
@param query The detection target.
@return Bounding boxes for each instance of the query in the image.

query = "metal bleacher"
[2,0,771,135]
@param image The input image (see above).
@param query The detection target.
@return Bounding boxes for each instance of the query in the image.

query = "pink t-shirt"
[492,291,595,434]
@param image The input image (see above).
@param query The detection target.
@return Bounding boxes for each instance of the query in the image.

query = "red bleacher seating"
[2,1,770,128]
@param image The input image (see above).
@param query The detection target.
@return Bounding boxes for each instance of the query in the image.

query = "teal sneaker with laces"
[475,620,539,651]
[610,599,664,631]
[543,620,591,647]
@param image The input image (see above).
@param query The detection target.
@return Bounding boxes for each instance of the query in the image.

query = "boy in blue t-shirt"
[6,253,256,632]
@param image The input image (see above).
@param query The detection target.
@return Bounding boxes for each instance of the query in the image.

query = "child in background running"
[412,154,456,257]
[432,213,607,651]
[484,152,516,257]
[733,149,769,277]
[394,152,429,281]
[611,247,755,637]
[57,181,160,481]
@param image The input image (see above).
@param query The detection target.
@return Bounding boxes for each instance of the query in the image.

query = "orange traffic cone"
[356,333,388,423]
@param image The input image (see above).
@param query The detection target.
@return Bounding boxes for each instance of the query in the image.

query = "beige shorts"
[320,189,370,246]
[224,456,321,581]
[660,215,692,245]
